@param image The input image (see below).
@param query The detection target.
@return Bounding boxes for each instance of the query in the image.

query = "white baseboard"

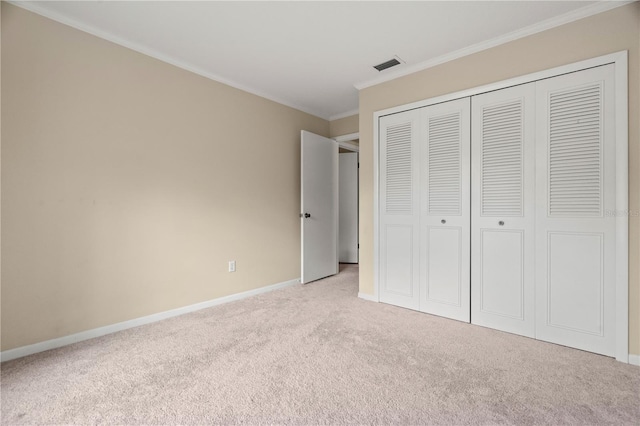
[629,354,640,366]
[358,292,377,302]
[0,277,300,362]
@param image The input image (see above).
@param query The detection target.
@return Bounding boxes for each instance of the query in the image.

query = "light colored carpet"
[1,264,639,425]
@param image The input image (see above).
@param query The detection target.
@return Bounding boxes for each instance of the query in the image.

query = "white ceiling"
[12,1,628,120]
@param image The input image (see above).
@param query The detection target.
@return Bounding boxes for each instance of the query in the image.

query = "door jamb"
[334,132,360,265]
[334,132,360,152]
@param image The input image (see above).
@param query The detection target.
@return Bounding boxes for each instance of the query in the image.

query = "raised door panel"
[379,110,420,310]
[419,98,470,322]
[535,64,616,357]
[425,227,462,306]
[547,232,604,335]
[384,225,415,297]
[479,230,524,321]
[471,83,535,338]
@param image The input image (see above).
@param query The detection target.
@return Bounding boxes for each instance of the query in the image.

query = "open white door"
[301,130,338,283]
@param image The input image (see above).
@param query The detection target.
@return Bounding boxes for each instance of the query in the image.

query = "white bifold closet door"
[378,61,620,358]
[419,98,470,322]
[535,64,616,357]
[471,83,536,338]
[379,110,420,310]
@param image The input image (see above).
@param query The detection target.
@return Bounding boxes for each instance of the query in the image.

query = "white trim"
[355,1,634,90]
[334,132,360,143]
[358,292,378,302]
[0,278,300,362]
[614,51,629,364]
[329,109,359,122]
[337,141,359,153]
[7,1,330,120]
[629,354,640,367]
[373,111,380,303]
[373,51,629,362]
[334,132,360,152]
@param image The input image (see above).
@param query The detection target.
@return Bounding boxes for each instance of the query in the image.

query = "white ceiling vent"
[374,56,405,72]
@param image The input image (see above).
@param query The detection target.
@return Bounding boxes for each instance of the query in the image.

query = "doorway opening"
[335,133,359,266]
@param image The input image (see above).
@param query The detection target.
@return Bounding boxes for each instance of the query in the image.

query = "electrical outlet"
[228,260,236,272]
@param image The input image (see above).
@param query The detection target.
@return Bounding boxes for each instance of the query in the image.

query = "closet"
[376,56,627,360]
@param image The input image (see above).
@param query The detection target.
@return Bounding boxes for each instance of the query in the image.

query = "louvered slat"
[428,112,461,214]
[549,83,602,216]
[386,122,412,214]
[481,100,523,216]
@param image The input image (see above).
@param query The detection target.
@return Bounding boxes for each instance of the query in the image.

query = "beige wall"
[1,3,329,351]
[359,3,640,355]
[329,114,359,138]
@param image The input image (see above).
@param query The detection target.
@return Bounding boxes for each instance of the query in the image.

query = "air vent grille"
[374,58,401,72]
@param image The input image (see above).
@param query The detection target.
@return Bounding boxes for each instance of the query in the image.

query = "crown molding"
[7,0,331,120]
[354,0,635,90]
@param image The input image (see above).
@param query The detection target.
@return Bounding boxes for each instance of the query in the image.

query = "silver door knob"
[498,220,505,226]
[441,219,446,224]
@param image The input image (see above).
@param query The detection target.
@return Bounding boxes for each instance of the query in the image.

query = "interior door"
[339,152,359,263]
[419,98,471,322]
[471,83,536,338]
[301,130,338,283]
[534,65,616,356]
[379,110,420,310]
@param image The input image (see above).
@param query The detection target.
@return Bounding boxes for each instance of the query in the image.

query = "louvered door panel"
[481,100,523,217]
[428,112,461,215]
[386,122,413,214]
[535,64,616,357]
[471,84,535,338]
[548,83,603,216]
[379,110,420,310]
[420,98,470,322]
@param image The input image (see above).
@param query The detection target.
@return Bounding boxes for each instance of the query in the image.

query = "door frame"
[372,51,629,362]
[335,132,360,152]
